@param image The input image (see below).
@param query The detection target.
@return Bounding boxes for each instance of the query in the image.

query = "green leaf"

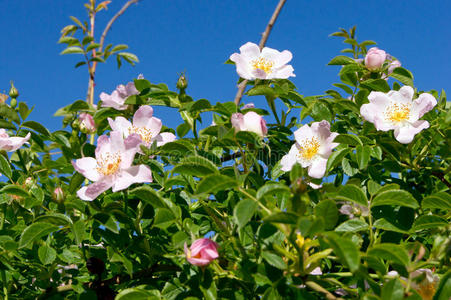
[381,277,404,300]
[263,212,298,225]
[247,85,277,98]
[433,269,451,300]
[373,218,408,234]
[0,185,29,198]
[0,119,16,130]
[323,233,360,272]
[86,43,100,51]
[256,183,290,201]
[390,67,414,87]
[116,288,154,300]
[328,55,356,65]
[261,251,287,270]
[19,222,59,248]
[171,155,218,177]
[118,52,139,64]
[371,190,419,209]
[334,134,363,146]
[411,215,448,231]
[422,192,451,210]
[60,46,85,55]
[367,244,409,266]
[196,174,238,194]
[0,103,20,123]
[72,219,85,245]
[21,121,51,137]
[356,145,371,170]
[69,173,85,193]
[315,200,338,230]
[326,148,350,171]
[111,44,129,53]
[38,245,57,265]
[335,219,368,232]
[234,199,258,228]
[360,79,390,92]
[18,102,31,120]
[153,208,176,229]
[131,186,167,208]
[35,213,73,225]
[335,184,368,206]
[0,154,12,179]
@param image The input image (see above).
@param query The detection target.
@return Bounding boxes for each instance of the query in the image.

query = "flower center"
[128,126,153,145]
[416,282,436,300]
[96,152,121,176]
[297,137,320,161]
[251,57,274,74]
[385,102,411,124]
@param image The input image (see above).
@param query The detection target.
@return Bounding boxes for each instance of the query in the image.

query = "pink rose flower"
[108,106,176,151]
[281,121,339,179]
[231,111,267,137]
[184,238,219,266]
[360,86,437,144]
[364,47,387,71]
[230,42,295,80]
[72,131,152,201]
[79,113,96,134]
[0,129,31,152]
[100,81,139,111]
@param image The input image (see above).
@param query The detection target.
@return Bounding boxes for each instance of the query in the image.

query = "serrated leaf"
[335,219,368,232]
[411,215,448,231]
[422,193,451,210]
[19,222,59,248]
[373,218,408,234]
[60,46,85,55]
[336,184,368,206]
[390,67,414,87]
[153,208,175,229]
[196,174,238,194]
[360,79,390,93]
[367,244,409,266]
[172,156,218,177]
[22,121,51,137]
[263,212,298,224]
[0,154,12,179]
[131,186,167,208]
[371,190,419,209]
[356,145,371,169]
[234,199,258,228]
[1,185,29,198]
[315,200,338,230]
[326,148,350,171]
[262,251,287,269]
[256,183,290,201]
[38,245,57,265]
[323,233,360,272]
[334,134,363,146]
[35,213,73,226]
[328,55,356,65]
[115,288,154,300]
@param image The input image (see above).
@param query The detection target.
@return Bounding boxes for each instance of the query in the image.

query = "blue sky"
[1,0,450,132]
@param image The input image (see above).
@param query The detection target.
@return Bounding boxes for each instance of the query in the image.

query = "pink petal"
[120,134,141,168]
[95,135,111,159]
[270,65,295,79]
[77,179,113,201]
[394,121,429,144]
[294,124,314,144]
[231,113,245,131]
[308,158,327,179]
[230,53,254,80]
[281,144,299,172]
[132,106,154,127]
[112,165,152,192]
[275,50,293,66]
[145,117,162,136]
[202,247,219,260]
[412,93,437,119]
[108,117,132,135]
[6,133,31,151]
[156,132,176,147]
[238,42,260,60]
[72,157,100,182]
[243,111,265,136]
[187,257,211,266]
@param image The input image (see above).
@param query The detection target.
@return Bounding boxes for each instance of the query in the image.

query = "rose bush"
[0,3,449,300]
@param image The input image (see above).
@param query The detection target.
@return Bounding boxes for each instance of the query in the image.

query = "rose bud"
[231,111,267,137]
[364,47,386,71]
[53,187,64,203]
[184,238,219,267]
[79,113,97,134]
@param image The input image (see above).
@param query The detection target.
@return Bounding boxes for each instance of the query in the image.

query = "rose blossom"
[72,131,152,201]
[281,121,339,178]
[231,111,267,137]
[360,86,437,144]
[79,113,96,134]
[108,105,176,151]
[364,47,386,71]
[100,80,139,111]
[230,42,295,80]
[184,238,219,266]
[0,129,31,152]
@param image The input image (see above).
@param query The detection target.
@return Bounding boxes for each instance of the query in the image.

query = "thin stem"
[1,269,8,300]
[234,0,287,105]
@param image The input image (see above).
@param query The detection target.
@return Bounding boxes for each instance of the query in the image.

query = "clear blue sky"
[1,0,450,132]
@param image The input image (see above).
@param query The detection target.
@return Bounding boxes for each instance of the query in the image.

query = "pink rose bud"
[242,103,255,109]
[79,113,97,134]
[231,111,267,137]
[184,238,219,266]
[53,187,64,203]
[364,47,386,71]
[388,60,401,75]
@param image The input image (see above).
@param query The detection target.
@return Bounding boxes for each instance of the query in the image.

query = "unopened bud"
[71,119,80,130]
[9,81,19,99]
[10,98,17,108]
[79,113,97,134]
[25,177,35,187]
[176,73,188,90]
[53,187,64,203]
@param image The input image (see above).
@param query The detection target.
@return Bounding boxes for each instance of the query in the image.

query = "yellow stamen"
[297,137,320,161]
[96,152,121,176]
[251,57,274,74]
[416,282,436,300]
[128,126,153,145]
[385,102,411,124]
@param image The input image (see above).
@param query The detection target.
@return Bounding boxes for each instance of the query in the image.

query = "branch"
[98,0,141,52]
[431,171,451,189]
[233,0,287,105]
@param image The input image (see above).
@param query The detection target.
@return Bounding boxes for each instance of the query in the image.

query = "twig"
[431,171,451,189]
[233,0,287,105]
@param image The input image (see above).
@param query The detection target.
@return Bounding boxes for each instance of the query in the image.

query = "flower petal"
[270,65,295,79]
[411,92,437,119]
[281,144,299,172]
[112,165,152,192]
[108,117,132,136]
[77,179,113,201]
[156,132,176,147]
[230,53,254,80]
[72,157,100,182]
[6,133,31,151]
[393,121,429,144]
[307,158,327,179]
[132,106,154,127]
[294,124,314,144]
